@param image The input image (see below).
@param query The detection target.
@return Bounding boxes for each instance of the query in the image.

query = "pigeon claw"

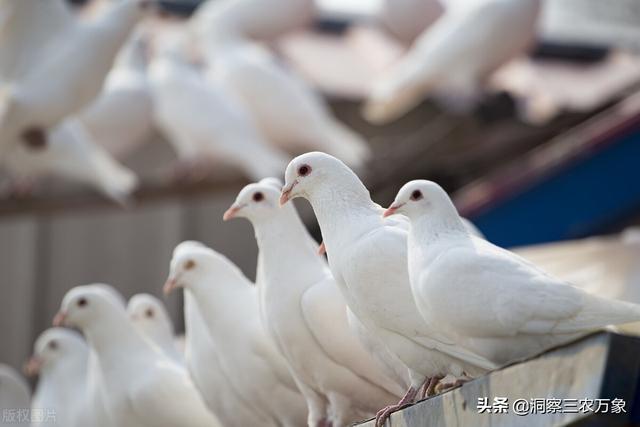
[374,386,418,427]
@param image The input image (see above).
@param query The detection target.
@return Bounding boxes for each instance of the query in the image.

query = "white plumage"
[169,241,266,427]
[54,285,222,427]
[387,180,640,365]
[364,0,541,124]
[192,0,315,46]
[377,0,444,45]
[225,178,404,426]
[166,243,308,427]
[0,0,151,152]
[280,152,497,424]
[0,364,30,427]
[79,32,154,159]
[148,36,290,180]
[27,328,88,427]
[127,294,183,365]
[206,41,371,168]
[0,118,138,203]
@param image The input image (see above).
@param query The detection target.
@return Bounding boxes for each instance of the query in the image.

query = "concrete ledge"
[357,332,640,427]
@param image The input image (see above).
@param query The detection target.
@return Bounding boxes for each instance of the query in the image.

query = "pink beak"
[223,204,243,221]
[23,356,43,378]
[318,242,326,256]
[163,278,179,296]
[383,203,403,218]
[279,182,297,206]
[52,311,67,327]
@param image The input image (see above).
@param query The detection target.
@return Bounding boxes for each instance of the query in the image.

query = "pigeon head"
[165,244,218,295]
[127,294,172,337]
[224,178,283,222]
[25,328,86,377]
[54,285,123,331]
[280,152,352,205]
[384,180,457,220]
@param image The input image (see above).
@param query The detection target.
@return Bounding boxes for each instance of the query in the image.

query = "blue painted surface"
[470,129,640,248]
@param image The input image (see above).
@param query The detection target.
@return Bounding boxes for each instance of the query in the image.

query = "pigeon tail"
[90,145,139,204]
[362,74,435,125]
[551,295,640,334]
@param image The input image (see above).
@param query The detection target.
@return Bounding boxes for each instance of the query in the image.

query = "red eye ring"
[298,165,311,176]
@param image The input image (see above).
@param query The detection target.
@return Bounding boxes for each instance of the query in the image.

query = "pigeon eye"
[48,340,58,350]
[77,298,88,308]
[410,190,423,201]
[184,259,196,270]
[252,192,264,202]
[145,308,154,318]
[298,165,311,177]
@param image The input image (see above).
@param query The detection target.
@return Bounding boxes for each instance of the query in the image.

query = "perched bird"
[25,328,89,427]
[53,285,222,427]
[377,0,444,45]
[79,31,154,159]
[127,294,183,364]
[384,180,640,365]
[165,243,308,427]
[513,228,640,334]
[148,35,290,181]
[174,241,267,427]
[0,118,138,203]
[0,364,30,427]
[363,0,541,124]
[0,0,153,153]
[192,0,315,46]
[224,178,404,426]
[207,41,371,168]
[280,152,496,426]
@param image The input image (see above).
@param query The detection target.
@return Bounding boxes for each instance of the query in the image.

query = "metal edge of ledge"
[356,332,640,427]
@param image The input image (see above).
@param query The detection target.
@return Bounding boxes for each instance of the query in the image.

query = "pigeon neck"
[145,321,176,357]
[307,174,379,246]
[40,356,86,393]
[83,309,149,361]
[411,210,467,242]
[184,292,210,353]
[253,205,327,288]
[187,271,257,336]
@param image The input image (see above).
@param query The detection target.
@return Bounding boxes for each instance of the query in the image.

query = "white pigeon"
[165,243,308,427]
[363,0,541,124]
[377,0,444,45]
[169,241,270,427]
[224,178,405,426]
[384,180,640,365]
[148,35,290,180]
[0,364,30,427]
[192,0,315,46]
[127,294,183,365]
[0,118,138,203]
[280,152,497,425]
[0,0,153,153]
[79,31,154,159]
[205,40,371,168]
[53,285,222,427]
[25,328,88,427]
